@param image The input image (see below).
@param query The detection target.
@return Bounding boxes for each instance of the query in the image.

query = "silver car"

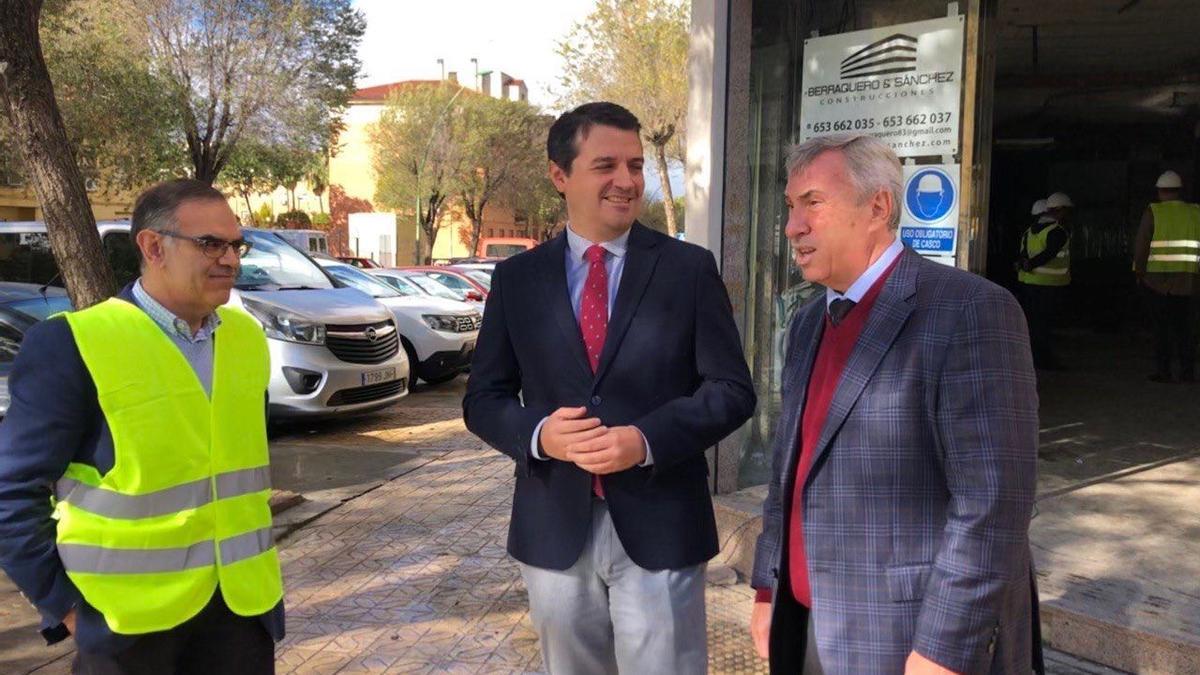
[0,221,410,419]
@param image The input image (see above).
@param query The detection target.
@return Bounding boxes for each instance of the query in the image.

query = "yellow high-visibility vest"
[55,298,282,634]
[1146,201,1200,275]
[1019,224,1071,286]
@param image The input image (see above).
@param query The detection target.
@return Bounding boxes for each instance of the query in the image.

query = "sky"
[352,0,685,201]
[353,0,596,111]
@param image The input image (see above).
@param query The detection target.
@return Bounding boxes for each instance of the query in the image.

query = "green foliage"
[639,197,685,235]
[255,203,275,227]
[556,0,689,235]
[369,85,548,258]
[275,210,312,229]
[311,212,331,228]
[129,0,366,182]
[15,0,186,189]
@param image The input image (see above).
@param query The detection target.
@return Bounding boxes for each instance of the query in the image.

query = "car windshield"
[461,269,492,289]
[407,274,464,300]
[371,273,423,296]
[323,264,402,298]
[423,272,473,297]
[236,231,334,290]
[4,294,73,321]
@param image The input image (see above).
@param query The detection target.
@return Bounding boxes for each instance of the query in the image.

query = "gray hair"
[785,133,902,229]
[131,179,227,264]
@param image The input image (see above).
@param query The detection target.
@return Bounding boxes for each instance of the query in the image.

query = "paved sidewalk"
[273,445,767,674]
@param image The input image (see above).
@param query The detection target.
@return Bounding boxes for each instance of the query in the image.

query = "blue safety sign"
[904,167,956,224]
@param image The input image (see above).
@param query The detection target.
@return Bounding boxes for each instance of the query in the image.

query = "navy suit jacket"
[463,223,756,571]
[752,249,1043,674]
[0,285,283,654]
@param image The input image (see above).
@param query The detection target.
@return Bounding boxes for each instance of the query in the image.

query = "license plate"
[362,367,396,386]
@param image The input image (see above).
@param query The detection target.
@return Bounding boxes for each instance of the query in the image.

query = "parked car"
[0,221,411,420]
[0,282,73,417]
[394,266,488,301]
[370,268,486,314]
[476,236,537,258]
[338,256,381,269]
[450,265,493,290]
[315,259,480,385]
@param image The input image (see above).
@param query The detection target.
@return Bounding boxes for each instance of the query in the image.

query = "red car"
[337,256,381,269]
[400,266,488,302]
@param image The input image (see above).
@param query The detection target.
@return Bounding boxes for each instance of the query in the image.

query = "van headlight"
[243,298,326,345]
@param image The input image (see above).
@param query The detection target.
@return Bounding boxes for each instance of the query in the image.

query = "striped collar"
[132,279,220,343]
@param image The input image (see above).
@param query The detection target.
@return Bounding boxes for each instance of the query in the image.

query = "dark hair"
[547,102,641,175]
[130,179,227,264]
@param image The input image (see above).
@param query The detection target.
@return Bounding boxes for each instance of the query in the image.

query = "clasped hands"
[538,406,646,474]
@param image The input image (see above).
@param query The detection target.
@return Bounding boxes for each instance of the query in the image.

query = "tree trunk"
[243,193,253,223]
[653,142,677,238]
[0,0,115,308]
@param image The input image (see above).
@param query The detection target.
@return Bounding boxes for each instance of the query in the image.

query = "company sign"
[899,163,960,258]
[799,16,965,157]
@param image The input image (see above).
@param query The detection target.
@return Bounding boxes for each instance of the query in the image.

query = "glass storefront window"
[737,0,966,488]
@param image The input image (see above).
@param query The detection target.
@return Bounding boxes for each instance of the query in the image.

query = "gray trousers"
[519,500,707,675]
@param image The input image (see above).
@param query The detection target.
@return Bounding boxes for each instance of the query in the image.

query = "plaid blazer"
[751,249,1043,674]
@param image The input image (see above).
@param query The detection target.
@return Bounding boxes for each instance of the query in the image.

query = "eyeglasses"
[156,230,252,259]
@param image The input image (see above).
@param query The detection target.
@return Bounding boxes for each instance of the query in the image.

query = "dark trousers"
[768,566,824,675]
[1019,284,1065,368]
[72,593,274,675]
[1146,289,1197,379]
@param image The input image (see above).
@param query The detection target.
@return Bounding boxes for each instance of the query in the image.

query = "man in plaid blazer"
[750,133,1043,674]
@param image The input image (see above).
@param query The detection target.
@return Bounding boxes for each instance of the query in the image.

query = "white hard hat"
[1031,199,1048,216]
[917,174,942,193]
[1156,170,1183,189]
[1046,192,1073,209]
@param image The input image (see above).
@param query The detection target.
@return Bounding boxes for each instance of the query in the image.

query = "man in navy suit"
[463,102,756,673]
[749,134,1043,674]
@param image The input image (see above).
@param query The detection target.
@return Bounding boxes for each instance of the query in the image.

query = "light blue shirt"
[565,224,629,320]
[531,225,652,466]
[825,236,905,310]
[132,279,220,397]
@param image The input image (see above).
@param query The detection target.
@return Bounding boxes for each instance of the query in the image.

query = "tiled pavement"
[273,445,767,674]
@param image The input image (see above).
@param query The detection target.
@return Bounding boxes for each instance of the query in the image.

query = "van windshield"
[237,231,334,290]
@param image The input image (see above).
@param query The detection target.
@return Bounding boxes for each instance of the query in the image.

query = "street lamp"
[414,82,465,264]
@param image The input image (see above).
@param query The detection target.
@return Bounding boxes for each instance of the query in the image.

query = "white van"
[0,221,411,420]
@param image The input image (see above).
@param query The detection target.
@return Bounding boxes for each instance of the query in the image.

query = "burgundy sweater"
[756,258,898,606]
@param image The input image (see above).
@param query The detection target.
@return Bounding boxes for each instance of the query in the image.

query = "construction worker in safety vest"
[1134,170,1200,383]
[0,180,283,673]
[1017,192,1072,370]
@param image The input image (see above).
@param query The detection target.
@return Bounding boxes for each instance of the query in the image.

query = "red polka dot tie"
[581,244,608,497]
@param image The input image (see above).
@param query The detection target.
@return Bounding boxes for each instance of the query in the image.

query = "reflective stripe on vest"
[57,299,282,635]
[1019,224,1071,286]
[55,466,271,520]
[57,526,273,574]
[1147,202,1200,274]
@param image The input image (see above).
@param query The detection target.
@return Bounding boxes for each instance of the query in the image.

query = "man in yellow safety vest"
[0,180,284,673]
[1017,192,1072,370]
[1134,171,1200,383]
